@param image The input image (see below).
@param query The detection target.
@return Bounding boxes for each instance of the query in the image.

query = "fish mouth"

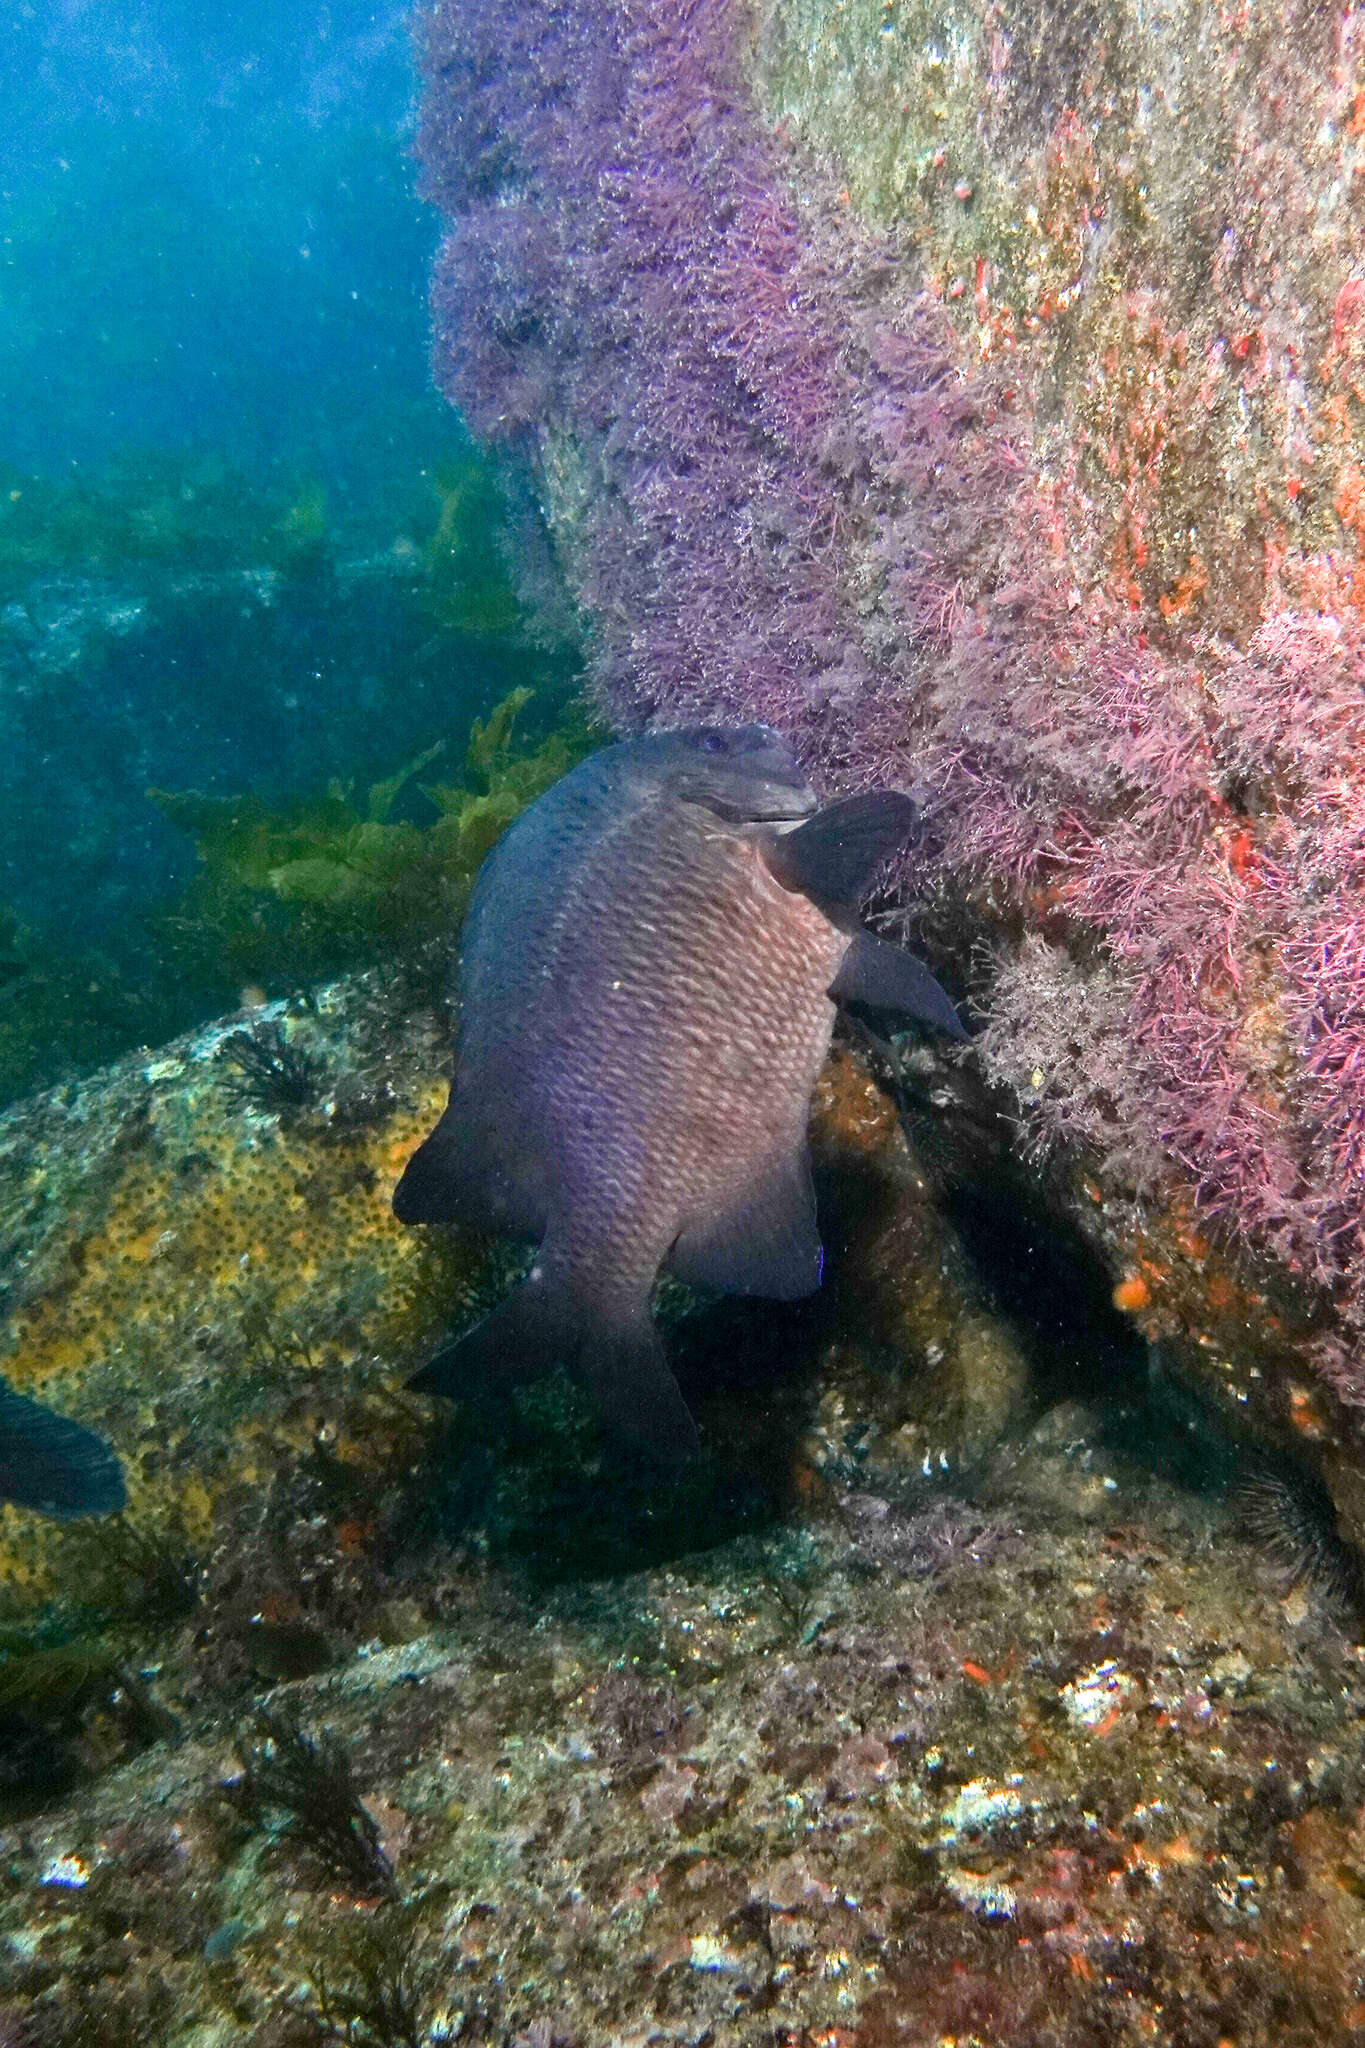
[759,792,820,823]
[697,782,819,825]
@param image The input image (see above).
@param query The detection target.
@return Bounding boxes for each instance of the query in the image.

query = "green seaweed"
[0,1636,133,1722]
[0,689,597,1107]
[0,1629,178,1807]
[149,686,599,989]
[0,453,340,599]
[0,438,531,609]
[422,454,522,637]
[0,439,506,600]
[0,403,591,1112]
[0,917,173,1102]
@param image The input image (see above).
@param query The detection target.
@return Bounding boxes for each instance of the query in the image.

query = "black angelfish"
[394,724,965,1460]
[0,1376,126,1519]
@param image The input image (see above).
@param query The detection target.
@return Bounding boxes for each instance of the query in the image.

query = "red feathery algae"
[417,0,1365,1486]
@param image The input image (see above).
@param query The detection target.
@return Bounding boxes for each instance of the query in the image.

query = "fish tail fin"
[579,1317,701,1467]
[0,1378,126,1520]
[408,1271,700,1466]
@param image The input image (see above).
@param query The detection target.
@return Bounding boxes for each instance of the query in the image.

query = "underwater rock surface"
[1,967,1363,2037]
[417,0,1365,1534]
[0,973,1047,1609]
[0,972,468,1607]
[5,1315,1365,2039]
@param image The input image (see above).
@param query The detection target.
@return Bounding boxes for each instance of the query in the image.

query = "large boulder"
[417,0,1365,1538]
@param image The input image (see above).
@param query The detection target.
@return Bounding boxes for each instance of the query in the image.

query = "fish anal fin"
[407,1273,560,1397]
[393,1101,546,1234]
[669,1148,823,1300]
[763,791,919,910]
[830,931,969,1041]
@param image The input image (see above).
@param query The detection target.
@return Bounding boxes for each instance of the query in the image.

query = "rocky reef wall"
[418,0,1365,1502]
[8,988,1365,2044]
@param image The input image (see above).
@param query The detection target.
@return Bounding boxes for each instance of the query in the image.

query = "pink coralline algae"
[418,1,1365,1425]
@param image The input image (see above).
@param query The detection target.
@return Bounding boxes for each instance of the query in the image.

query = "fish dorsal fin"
[763,791,919,910]
[830,931,969,1040]
[669,1146,823,1299]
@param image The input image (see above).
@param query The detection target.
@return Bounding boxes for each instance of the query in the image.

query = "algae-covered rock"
[416,0,1365,1560]
[0,971,472,1610]
[4,1332,1365,2044]
[754,0,1365,642]
[0,950,1361,2040]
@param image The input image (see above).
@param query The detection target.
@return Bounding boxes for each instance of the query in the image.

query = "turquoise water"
[0,0,581,1101]
[4,0,427,494]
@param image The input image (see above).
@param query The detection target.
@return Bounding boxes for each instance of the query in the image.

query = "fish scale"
[541,815,844,1310]
[395,724,966,1461]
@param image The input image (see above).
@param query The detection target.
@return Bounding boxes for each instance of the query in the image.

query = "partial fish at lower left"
[0,1377,125,1520]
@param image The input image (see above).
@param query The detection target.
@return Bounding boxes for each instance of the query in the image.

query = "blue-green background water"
[0,2,579,1099]
[4,0,428,506]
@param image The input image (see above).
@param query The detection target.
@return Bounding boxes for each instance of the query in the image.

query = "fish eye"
[699,732,729,755]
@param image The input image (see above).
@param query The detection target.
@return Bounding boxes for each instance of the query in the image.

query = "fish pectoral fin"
[0,1378,126,1521]
[668,1148,824,1300]
[762,791,919,909]
[830,931,969,1041]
